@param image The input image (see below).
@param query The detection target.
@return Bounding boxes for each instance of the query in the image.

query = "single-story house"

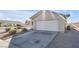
[30,10,70,32]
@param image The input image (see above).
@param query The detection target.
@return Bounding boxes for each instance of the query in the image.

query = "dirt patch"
[0,32,13,40]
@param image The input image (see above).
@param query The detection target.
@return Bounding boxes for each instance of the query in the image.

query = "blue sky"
[0,10,79,23]
[0,10,38,23]
[55,10,79,23]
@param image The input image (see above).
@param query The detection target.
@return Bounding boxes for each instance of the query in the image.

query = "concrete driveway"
[9,29,79,48]
[9,30,58,48]
[47,29,79,48]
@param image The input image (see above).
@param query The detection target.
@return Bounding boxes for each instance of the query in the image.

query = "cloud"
[54,10,79,23]
[0,10,38,22]
[0,10,79,23]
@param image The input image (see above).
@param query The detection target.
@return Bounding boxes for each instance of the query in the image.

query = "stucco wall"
[58,19,65,32]
[45,11,57,20]
[32,11,66,32]
[57,15,66,32]
[35,20,59,31]
[32,13,44,30]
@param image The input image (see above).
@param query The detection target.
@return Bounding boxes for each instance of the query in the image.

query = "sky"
[0,10,38,23]
[55,10,79,23]
[0,10,79,23]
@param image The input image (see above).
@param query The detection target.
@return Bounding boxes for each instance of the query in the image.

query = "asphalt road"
[47,29,79,48]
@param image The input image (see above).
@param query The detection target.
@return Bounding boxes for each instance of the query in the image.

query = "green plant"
[67,25,71,30]
[22,28,28,32]
[6,28,11,32]
[16,24,22,29]
[17,26,22,29]
[9,29,16,35]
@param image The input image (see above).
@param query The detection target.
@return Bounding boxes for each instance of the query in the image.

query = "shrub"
[17,26,22,29]
[16,24,22,29]
[67,25,71,30]
[9,29,16,35]
[6,28,11,32]
[22,28,28,32]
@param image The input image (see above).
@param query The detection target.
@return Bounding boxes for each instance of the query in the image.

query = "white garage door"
[36,20,58,31]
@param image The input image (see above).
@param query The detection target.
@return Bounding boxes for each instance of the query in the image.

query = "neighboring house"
[30,10,70,32]
[0,20,25,27]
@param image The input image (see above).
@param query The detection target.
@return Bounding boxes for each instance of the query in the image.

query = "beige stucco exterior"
[30,10,68,32]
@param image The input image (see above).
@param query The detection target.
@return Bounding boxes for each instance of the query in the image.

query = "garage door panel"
[36,20,58,31]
